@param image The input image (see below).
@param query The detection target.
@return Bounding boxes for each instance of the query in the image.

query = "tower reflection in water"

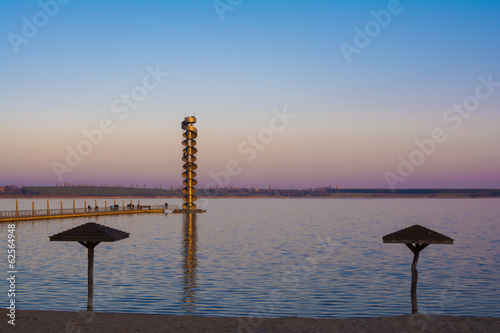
[181,213,198,313]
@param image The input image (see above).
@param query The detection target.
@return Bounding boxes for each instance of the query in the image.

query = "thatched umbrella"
[383,224,453,314]
[50,222,129,310]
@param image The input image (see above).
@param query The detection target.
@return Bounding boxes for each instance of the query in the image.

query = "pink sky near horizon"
[2,111,499,189]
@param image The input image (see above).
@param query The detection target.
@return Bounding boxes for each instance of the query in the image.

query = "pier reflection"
[181,213,198,313]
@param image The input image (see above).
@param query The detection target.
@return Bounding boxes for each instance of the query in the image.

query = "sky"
[1,0,499,189]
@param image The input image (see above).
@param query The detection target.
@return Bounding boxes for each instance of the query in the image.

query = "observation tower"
[174,116,206,213]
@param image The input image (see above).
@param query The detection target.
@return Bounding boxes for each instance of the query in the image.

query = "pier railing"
[0,204,178,220]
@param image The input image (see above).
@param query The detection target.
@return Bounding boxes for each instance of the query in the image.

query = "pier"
[0,200,178,222]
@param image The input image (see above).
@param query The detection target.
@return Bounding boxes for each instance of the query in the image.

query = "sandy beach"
[2,310,500,332]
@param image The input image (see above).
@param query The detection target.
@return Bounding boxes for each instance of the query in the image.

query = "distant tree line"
[20,186,182,197]
[196,187,500,197]
[1,185,499,198]
[0,185,27,195]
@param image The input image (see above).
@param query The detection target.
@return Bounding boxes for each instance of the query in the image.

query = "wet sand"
[2,310,500,332]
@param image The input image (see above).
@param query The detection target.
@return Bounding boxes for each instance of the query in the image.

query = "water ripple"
[1,198,499,318]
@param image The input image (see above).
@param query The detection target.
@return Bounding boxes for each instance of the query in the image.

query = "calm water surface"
[1,198,499,318]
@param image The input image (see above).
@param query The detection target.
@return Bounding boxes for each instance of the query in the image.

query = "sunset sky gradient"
[1,0,499,189]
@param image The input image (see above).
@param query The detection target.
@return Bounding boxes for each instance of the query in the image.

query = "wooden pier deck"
[0,204,178,222]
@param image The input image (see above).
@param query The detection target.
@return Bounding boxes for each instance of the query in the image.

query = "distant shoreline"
[1,185,499,199]
[1,194,499,199]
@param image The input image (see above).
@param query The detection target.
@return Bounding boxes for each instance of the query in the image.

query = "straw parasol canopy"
[50,222,129,310]
[383,224,454,314]
[383,224,454,245]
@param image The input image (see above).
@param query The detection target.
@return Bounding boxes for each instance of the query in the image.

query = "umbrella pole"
[88,242,95,311]
[410,246,419,314]
[79,241,100,311]
[405,243,429,314]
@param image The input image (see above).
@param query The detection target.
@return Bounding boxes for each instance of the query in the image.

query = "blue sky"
[1,0,499,189]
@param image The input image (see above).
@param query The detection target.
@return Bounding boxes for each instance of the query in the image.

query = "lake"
[1,198,499,318]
